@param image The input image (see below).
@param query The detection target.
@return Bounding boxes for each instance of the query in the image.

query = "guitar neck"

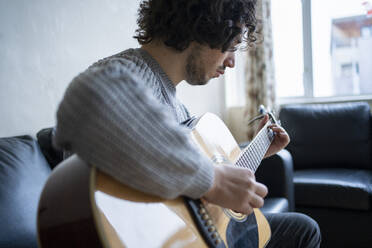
[234,121,274,172]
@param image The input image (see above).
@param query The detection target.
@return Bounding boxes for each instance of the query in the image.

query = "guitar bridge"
[183,197,226,248]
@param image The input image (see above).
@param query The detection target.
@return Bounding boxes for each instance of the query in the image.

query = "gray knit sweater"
[53,48,214,199]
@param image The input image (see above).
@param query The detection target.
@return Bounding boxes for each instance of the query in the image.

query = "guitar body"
[37,113,271,248]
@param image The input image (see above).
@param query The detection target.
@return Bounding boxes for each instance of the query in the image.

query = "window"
[272,0,304,98]
[273,0,372,100]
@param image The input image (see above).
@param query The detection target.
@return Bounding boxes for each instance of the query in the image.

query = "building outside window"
[330,15,372,96]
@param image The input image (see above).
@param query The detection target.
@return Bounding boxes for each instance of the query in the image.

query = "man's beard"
[185,46,208,86]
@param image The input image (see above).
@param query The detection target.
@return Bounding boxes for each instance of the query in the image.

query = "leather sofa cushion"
[294,169,372,210]
[0,136,51,248]
[280,102,371,170]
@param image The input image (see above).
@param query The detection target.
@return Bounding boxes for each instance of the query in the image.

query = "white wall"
[0,0,226,137]
[177,78,226,119]
[0,0,140,137]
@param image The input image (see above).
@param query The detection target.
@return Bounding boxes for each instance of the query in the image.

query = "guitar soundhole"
[223,208,247,222]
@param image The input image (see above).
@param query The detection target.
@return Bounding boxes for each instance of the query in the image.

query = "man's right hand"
[202,164,268,215]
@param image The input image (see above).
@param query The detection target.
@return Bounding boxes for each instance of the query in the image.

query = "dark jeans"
[265,212,321,248]
[228,212,321,248]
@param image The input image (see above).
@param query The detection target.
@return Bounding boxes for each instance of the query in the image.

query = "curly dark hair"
[134,0,258,52]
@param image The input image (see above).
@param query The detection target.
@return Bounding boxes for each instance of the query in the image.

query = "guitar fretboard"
[235,121,274,172]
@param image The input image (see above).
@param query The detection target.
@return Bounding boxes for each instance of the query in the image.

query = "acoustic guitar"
[37,112,276,248]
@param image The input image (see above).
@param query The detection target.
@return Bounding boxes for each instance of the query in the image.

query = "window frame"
[278,0,372,105]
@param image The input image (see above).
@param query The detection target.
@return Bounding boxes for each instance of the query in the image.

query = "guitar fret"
[252,144,260,166]
[237,159,244,168]
[243,156,253,170]
[245,152,255,170]
[242,157,250,169]
[250,145,260,169]
[247,152,255,165]
[246,156,255,170]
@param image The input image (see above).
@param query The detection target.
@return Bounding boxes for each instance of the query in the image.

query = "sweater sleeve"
[53,59,215,199]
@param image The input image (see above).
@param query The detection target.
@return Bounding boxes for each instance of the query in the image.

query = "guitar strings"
[235,121,274,173]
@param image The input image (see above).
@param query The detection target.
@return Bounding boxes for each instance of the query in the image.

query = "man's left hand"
[256,114,290,158]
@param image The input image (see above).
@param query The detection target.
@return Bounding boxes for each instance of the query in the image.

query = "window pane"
[272,0,304,97]
[312,0,372,97]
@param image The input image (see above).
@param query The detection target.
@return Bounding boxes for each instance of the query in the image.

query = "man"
[54,0,321,247]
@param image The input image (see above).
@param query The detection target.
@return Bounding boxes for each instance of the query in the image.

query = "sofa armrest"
[255,149,295,211]
[36,128,64,169]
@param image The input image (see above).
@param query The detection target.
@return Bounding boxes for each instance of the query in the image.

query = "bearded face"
[184,44,229,86]
[185,46,208,85]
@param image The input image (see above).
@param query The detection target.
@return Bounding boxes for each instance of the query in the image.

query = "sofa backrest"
[280,102,372,170]
[0,135,51,248]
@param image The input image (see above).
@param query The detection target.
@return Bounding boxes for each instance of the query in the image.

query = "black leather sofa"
[0,128,66,248]
[0,134,51,248]
[0,128,294,247]
[280,101,372,248]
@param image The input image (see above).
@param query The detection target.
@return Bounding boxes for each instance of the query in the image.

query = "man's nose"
[224,53,235,68]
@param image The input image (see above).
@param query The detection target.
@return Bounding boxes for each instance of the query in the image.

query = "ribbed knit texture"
[53,48,214,199]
